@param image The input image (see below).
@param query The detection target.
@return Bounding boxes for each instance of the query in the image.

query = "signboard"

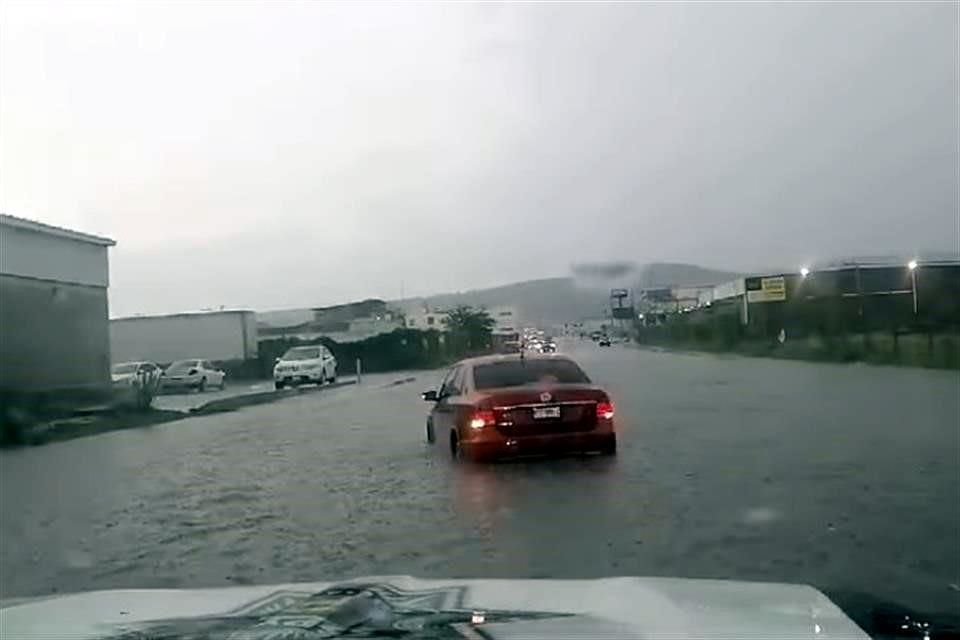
[611,306,635,320]
[746,276,786,303]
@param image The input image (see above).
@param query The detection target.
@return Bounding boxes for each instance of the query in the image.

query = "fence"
[636,263,960,369]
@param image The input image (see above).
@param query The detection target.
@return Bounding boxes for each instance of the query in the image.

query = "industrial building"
[257,299,404,343]
[110,310,258,365]
[0,213,116,396]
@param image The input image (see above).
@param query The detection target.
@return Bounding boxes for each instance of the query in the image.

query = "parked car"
[111,361,163,408]
[598,336,611,347]
[422,353,616,461]
[273,345,337,389]
[161,359,226,392]
[111,361,162,387]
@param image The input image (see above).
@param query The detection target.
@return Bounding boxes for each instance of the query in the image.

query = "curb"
[190,379,357,415]
[380,376,417,388]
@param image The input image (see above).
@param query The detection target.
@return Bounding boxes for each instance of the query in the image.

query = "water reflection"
[451,456,624,535]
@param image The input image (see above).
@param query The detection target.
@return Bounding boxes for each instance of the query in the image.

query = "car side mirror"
[421,390,438,402]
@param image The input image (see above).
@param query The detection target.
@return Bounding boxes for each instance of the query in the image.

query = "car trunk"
[477,385,607,437]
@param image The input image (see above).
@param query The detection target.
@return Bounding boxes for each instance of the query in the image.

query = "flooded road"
[2,343,958,622]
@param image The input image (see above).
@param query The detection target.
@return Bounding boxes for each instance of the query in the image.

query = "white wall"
[0,224,109,287]
[110,312,254,364]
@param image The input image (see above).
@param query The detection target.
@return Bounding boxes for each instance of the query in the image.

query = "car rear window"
[473,359,591,390]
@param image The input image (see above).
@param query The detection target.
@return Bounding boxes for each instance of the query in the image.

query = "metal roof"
[0,213,116,246]
[111,309,254,322]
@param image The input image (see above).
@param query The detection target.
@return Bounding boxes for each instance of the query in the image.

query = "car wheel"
[426,418,435,444]
[197,378,206,392]
[218,378,226,390]
[274,381,284,390]
[318,369,327,386]
[328,371,337,384]
[600,435,617,456]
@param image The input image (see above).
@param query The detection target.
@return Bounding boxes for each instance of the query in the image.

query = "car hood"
[0,575,867,639]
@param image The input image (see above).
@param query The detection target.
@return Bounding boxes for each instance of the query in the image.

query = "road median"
[190,379,356,415]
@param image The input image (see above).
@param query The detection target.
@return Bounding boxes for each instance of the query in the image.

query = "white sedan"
[161,359,226,392]
[111,361,162,388]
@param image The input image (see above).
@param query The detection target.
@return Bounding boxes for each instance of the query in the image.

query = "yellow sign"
[747,276,786,303]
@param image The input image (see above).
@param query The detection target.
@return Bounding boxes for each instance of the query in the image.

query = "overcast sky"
[1,2,957,316]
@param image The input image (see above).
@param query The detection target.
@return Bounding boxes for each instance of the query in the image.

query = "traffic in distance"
[422,330,617,462]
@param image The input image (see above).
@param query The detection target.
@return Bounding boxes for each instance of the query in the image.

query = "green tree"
[444,305,496,352]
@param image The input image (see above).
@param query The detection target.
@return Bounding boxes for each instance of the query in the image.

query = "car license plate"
[533,406,561,420]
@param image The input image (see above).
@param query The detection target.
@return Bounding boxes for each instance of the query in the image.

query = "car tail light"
[469,410,496,430]
[596,401,615,421]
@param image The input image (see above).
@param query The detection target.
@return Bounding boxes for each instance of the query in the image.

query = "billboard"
[746,276,786,303]
[611,306,635,320]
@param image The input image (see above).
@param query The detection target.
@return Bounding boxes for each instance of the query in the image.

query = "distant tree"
[444,305,496,352]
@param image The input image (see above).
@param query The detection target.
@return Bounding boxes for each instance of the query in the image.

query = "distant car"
[598,336,612,347]
[162,359,226,392]
[273,345,337,389]
[541,341,557,353]
[422,353,616,461]
[111,361,162,387]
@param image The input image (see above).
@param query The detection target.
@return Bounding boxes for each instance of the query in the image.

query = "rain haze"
[1,1,957,316]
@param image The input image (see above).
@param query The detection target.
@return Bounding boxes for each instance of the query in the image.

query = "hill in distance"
[393,262,739,327]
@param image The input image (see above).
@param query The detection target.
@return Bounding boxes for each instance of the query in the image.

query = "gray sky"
[1,2,957,316]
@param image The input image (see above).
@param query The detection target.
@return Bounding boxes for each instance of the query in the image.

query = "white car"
[274,345,337,389]
[111,361,162,388]
[161,359,226,392]
[0,575,870,638]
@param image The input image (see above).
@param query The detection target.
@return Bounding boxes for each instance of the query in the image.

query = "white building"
[110,310,258,364]
[0,214,115,394]
[486,305,520,336]
[405,309,448,330]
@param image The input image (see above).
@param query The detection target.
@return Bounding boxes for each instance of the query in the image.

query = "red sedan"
[422,354,616,461]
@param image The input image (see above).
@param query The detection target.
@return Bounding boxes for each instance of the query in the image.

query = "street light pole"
[908,260,919,315]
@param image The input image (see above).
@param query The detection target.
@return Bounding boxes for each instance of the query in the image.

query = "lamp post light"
[800,267,810,278]
[908,260,919,315]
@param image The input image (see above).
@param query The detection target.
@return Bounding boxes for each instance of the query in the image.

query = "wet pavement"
[2,342,958,622]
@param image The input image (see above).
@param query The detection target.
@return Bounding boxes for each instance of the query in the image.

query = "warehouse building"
[110,309,258,365]
[0,213,116,396]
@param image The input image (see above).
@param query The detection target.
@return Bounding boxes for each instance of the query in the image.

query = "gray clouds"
[1,2,956,315]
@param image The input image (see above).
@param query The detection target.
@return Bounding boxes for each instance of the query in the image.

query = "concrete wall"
[0,274,111,392]
[0,223,110,288]
[111,311,256,364]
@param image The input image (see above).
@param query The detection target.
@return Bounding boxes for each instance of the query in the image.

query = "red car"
[422,354,616,461]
